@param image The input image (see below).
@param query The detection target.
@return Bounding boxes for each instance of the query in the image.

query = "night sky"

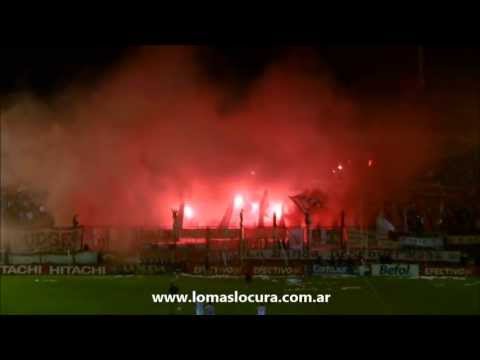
[2,46,480,104]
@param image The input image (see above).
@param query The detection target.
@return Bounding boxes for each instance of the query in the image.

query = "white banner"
[9,255,42,265]
[399,236,443,249]
[41,254,73,264]
[5,252,99,265]
[74,251,98,264]
[320,249,460,263]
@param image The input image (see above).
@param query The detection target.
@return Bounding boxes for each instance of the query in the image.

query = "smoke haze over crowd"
[1,46,466,228]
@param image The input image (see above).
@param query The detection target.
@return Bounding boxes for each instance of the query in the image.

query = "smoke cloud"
[1,46,447,230]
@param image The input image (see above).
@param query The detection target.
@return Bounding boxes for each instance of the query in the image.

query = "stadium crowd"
[1,186,54,228]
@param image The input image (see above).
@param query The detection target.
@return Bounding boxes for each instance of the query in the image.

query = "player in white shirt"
[257,304,266,315]
[195,302,205,315]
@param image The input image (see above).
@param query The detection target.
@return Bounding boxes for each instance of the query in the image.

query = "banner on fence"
[311,265,354,275]
[371,264,419,277]
[423,267,472,277]
[446,236,480,246]
[253,265,304,276]
[321,249,460,263]
[192,265,243,276]
[0,264,106,275]
[48,265,106,275]
[3,227,83,253]
[39,254,73,264]
[74,251,98,264]
[107,264,169,275]
[399,236,444,249]
[244,249,309,260]
[0,264,43,275]
[8,255,42,265]
[5,251,99,265]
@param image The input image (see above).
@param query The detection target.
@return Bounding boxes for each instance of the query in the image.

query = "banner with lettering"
[3,227,83,253]
[319,249,461,263]
[423,267,472,277]
[253,265,304,276]
[399,236,444,249]
[191,265,243,276]
[0,265,106,275]
[371,264,420,277]
[447,236,480,246]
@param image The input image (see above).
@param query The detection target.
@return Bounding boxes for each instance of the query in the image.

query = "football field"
[1,275,480,315]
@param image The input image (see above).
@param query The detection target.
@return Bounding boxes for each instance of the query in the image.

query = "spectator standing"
[205,302,215,315]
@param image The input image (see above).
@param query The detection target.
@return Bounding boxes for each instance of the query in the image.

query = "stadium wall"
[1,262,479,277]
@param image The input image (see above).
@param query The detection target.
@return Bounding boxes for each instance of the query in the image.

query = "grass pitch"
[1,275,479,315]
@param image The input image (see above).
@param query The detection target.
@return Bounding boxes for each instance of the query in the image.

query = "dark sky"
[2,46,480,103]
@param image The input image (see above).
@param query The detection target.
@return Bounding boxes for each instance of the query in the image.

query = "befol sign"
[371,264,419,277]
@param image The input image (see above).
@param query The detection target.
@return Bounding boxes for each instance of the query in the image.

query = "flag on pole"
[289,190,326,214]
[376,211,395,241]
[177,202,185,229]
[258,190,268,227]
[279,204,286,227]
[218,202,233,229]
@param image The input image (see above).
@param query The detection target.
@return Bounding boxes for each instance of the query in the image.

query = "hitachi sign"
[48,266,106,275]
[0,265,43,275]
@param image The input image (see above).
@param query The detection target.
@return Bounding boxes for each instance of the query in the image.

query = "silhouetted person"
[72,214,79,228]
[169,281,179,295]
[168,281,180,315]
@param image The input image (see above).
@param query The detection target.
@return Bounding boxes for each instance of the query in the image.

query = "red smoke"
[2,46,446,232]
